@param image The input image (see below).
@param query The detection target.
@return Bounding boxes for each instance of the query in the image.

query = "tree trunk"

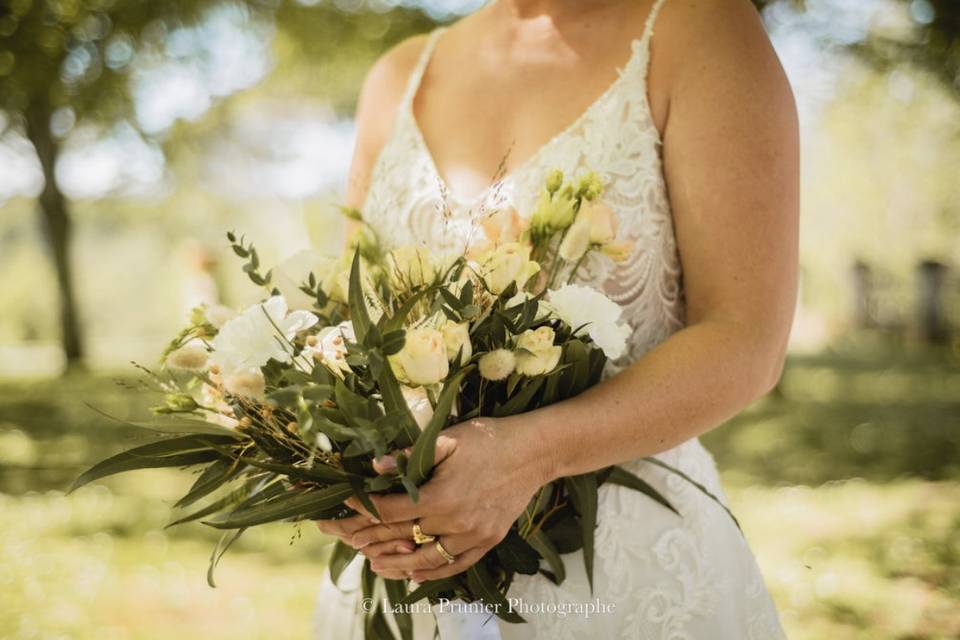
[24,102,85,370]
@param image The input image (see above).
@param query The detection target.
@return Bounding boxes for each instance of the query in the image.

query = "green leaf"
[349,476,381,521]
[465,563,525,623]
[406,368,471,487]
[167,483,253,528]
[642,457,741,531]
[175,458,240,509]
[84,403,244,439]
[495,529,540,575]
[207,528,245,588]
[71,435,234,492]
[384,578,414,640]
[605,466,679,517]
[348,249,372,343]
[527,528,565,584]
[204,483,353,529]
[328,540,359,586]
[397,577,458,605]
[564,473,598,594]
[492,376,544,417]
[374,356,420,448]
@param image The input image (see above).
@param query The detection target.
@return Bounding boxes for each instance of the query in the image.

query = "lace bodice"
[315,2,786,638]
[362,4,684,375]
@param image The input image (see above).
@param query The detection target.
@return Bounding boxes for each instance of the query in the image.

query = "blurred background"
[1,0,958,638]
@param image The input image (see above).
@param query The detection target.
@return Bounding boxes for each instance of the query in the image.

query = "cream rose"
[389,327,449,386]
[441,320,472,364]
[514,327,562,376]
[580,200,618,245]
[476,242,541,295]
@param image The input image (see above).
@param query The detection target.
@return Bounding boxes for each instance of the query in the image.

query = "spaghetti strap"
[401,27,447,108]
[641,0,669,44]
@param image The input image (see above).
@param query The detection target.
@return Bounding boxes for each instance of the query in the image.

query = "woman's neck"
[493,0,625,20]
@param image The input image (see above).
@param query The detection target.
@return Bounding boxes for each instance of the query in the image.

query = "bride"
[313,0,798,637]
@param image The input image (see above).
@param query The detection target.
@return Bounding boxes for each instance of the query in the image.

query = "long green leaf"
[465,563,525,624]
[397,577,458,605]
[328,540,359,586]
[642,457,741,531]
[605,466,679,517]
[564,473,598,594]
[204,483,353,529]
[348,249,372,343]
[383,578,414,640]
[84,403,245,439]
[70,435,235,492]
[375,356,420,448]
[526,528,565,584]
[175,458,241,509]
[207,527,245,588]
[405,368,471,487]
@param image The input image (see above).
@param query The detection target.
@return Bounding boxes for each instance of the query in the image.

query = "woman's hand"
[315,456,420,561]
[344,416,552,582]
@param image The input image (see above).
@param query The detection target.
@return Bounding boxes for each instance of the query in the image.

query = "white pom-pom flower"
[546,284,630,359]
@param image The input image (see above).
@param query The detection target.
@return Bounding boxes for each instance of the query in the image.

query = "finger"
[351,521,416,549]
[410,546,487,582]
[369,492,427,524]
[372,453,398,475]
[314,512,374,538]
[433,435,458,465]
[369,535,471,574]
[360,538,417,559]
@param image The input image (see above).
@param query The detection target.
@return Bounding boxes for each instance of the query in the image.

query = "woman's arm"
[359,0,799,582]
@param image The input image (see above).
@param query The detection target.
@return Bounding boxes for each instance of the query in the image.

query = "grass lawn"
[1,339,958,639]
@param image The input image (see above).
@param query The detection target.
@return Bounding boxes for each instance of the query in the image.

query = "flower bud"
[478,349,516,381]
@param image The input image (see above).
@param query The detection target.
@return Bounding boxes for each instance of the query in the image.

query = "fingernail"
[368,517,381,524]
[376,455,397,472]
[398,545,414,554]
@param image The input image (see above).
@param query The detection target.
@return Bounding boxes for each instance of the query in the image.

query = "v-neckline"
[406,27,646,207]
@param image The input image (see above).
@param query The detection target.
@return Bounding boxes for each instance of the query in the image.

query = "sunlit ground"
[1,338,958,639]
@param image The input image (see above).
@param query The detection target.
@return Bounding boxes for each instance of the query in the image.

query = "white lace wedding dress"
[313,2,786,638]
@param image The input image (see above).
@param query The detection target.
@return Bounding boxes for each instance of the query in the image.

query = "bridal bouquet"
[74,170,727,639]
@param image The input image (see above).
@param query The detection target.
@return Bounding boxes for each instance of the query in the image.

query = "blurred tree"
[755,0,960,96]
[0,0,429,370]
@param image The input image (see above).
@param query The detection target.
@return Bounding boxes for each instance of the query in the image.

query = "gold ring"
[434,539,456,564]
[412,522,436,545]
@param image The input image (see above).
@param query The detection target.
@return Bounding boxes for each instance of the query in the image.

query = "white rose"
[211,296,318,375]
[514,327,562,376]
[401,385,434,429]
[478,349,516,381]
[441,320,472,364]
[389,327,449,386]
[476,242,541,295]
[275,250,335,310]
[167,343,209,372]
[546,284,631,359]
[223,368,266,400]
